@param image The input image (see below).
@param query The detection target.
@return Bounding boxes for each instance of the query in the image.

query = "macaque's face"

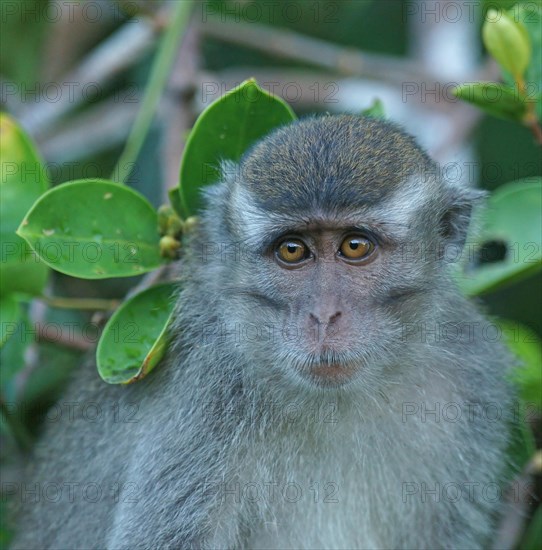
[227,207,429,389]
[215,116,468,389]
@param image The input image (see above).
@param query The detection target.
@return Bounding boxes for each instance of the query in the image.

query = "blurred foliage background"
[1,0,541,548]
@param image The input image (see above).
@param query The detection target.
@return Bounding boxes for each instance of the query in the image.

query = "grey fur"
[11,115,514,549]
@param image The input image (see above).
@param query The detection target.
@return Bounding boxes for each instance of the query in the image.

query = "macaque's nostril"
[329,312,342,325]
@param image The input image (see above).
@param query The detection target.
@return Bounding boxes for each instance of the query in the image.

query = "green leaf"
[0,294,21,348]
[483,9,531,79]
[499,319,538,471]
[168,187,185,219]
[452,82,529,121]
[361,98,386,119]
[0,501,14,549]
[506,400,537,471]
[495,319,539,471]
[520,504,542,550]
[500,321,542,408]
[17,179,164,279]
[0,113,49,297]
[97,283,176,384]
[487,4,542,121]
[456,178,542,295]
[179,78,296,215]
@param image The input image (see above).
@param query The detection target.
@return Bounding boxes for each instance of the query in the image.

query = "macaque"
[11,115,514,549]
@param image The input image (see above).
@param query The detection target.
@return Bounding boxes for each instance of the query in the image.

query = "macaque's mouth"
[302,361,360,387]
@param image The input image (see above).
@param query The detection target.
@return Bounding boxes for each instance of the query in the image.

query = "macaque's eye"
[339,234,374,261]
[276,239,310,264]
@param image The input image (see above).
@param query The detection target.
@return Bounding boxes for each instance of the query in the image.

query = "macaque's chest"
[239,423,393,549]
[225,380,463,549]
[243,472,380,550]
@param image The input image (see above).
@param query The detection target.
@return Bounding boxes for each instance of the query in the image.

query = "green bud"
[482,9,531,79]
[182,216,199,233]
[157,204,174,235]
[159,235,181,259]
[166,216,183,237]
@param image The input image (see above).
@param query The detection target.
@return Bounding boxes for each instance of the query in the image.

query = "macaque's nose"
[309,311,342,331]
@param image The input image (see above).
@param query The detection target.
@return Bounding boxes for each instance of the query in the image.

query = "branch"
[19,16,158,137]
[192,68,348,110]
[200,16,436,86]
[38,96,138,163]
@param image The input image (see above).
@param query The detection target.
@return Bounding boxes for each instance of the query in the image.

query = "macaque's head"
[198,115,478,390]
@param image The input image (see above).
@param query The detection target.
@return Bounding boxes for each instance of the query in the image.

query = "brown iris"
[339,234,373,260]
[277,239,308,264]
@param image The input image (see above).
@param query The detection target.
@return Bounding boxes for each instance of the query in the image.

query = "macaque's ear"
[439,187,486,252]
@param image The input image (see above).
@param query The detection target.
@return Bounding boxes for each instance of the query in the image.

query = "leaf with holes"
[456,178,542,295]
[97,283,176,384]
[178,78,296,216]
[17,179,165,279]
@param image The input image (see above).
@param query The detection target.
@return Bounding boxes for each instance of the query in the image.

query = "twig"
[124,264,175,300]
[516,76,542,147]
[37,326,94,352]
[39,296,120,311]
[492,449,542,550]
[527,118,542,146]
[112,1,195,184]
